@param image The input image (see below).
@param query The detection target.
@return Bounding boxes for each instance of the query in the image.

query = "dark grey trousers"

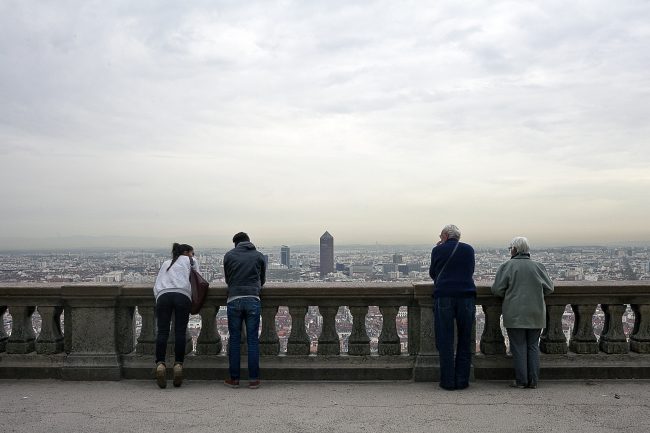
[507,328,542,386]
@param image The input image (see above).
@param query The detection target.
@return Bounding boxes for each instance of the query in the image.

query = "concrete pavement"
[1,380,649,433]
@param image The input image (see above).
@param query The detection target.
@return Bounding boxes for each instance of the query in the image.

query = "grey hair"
[510,236,530,254]
[441,224,461,240]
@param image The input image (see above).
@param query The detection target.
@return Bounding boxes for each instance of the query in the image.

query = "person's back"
[493,253,553,329]
[224,241,266,300]
[223,232,266,390]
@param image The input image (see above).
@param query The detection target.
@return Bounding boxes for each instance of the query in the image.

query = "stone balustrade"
[1,282,649,381]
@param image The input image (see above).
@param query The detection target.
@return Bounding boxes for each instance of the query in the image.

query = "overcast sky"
[1,1,649,249]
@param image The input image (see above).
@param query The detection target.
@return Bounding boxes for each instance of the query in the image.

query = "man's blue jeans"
[227,297,261,381]
[434,296,476,389]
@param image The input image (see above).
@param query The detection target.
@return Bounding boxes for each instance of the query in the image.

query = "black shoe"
[439,384,456,391]
[509,381,526,389]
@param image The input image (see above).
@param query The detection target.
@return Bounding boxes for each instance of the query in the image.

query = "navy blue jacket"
[429,239,476,298]
[223,241,266,298]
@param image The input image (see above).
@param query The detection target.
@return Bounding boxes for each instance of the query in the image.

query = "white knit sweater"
[153,255,200,301]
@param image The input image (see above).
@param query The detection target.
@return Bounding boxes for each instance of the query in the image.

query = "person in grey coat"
[491,237,554,389]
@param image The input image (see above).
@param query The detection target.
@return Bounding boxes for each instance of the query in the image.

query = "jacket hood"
[235,241,256,250]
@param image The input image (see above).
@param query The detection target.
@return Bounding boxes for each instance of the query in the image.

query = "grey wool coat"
[491,254,554,329]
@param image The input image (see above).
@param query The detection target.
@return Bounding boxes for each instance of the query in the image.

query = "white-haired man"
[492,236,554,389]
[429,224,476,390]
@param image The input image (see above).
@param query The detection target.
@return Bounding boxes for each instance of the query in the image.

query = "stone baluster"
[378,306,401,356]
[317,306,340,356]
[540,304,568,354]
[630,304,650,353]
[35,306,65,354]
[569,304,599,353]
[599,304,629,354]
[196,305,221,355]
[287,306,310,355]
[6,306,36,354]
[479,304,506,355]
[259,305,280,356]
[348,306,370,356]
[136,306,156,355]
[0,306,8,352]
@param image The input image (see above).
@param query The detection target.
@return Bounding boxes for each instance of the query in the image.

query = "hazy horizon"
[2,2,649,248]
[1,234,648,252]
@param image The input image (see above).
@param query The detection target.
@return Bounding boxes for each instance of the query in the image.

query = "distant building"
[392,254,403,264]
[320,231,334,277]
[280,245,291,268]
[262,254,269,268]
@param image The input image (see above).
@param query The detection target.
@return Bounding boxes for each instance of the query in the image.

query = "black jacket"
[223,241,266,298]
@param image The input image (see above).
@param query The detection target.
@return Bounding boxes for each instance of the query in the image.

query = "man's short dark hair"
[233,232,250,245]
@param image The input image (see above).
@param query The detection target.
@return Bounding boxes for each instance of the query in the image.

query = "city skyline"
[2,2,650,248]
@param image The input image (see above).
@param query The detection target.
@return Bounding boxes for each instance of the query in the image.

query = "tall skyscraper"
[280,245,291,268]
[320,231,334,277]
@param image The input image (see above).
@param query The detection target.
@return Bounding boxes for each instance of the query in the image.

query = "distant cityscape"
[1,232,648,354]
[1,232,648,284]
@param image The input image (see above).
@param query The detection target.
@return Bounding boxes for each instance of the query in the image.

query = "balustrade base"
[3,352,650,380]
[569,341,599,354]
[539,340,568,354]
[414,355,441,382]
[630,340,650,354]
[474,353,650,380]
[36,339,65,355]
[599,340,629,354]
[62,354,121,381]
[6,340,36,354]
[121,354,415,381]
[0,353,64,379]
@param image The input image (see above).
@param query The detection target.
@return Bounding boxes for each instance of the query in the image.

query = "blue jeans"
[227,298,261,381]
[507,328,542,387]
[155,292,191,364]
[434,296,475,389]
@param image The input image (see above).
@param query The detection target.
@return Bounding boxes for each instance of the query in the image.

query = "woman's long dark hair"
[167,243,194,271]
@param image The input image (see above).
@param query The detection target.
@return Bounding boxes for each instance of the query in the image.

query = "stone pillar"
[348,306,370,356]
[115,306,135,355]
[6,306,36,354]
[0,305,10,352]
[62,286,122,380]
[35,306,65,354]
[317,306,340,356]
[599,304,629,354]
[378,306,401,356]
[414,296,437,381]
[287,306,310,355]
[136,305,156,356]
[479,304,506,355]
[569,304,599,353]
[259,305,280,356]
[540,304,568,354]
[196,304,221,355]
[630,304,650,353]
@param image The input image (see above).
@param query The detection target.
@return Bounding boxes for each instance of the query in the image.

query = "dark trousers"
[507,328,542,386]
[227,298,261,381]
[155,292,191,364]
[434,296,475,389]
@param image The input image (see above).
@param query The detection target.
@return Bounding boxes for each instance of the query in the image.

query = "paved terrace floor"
[1,380,649,433]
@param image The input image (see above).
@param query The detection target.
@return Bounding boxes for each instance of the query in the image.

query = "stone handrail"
[1,282,649,380]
